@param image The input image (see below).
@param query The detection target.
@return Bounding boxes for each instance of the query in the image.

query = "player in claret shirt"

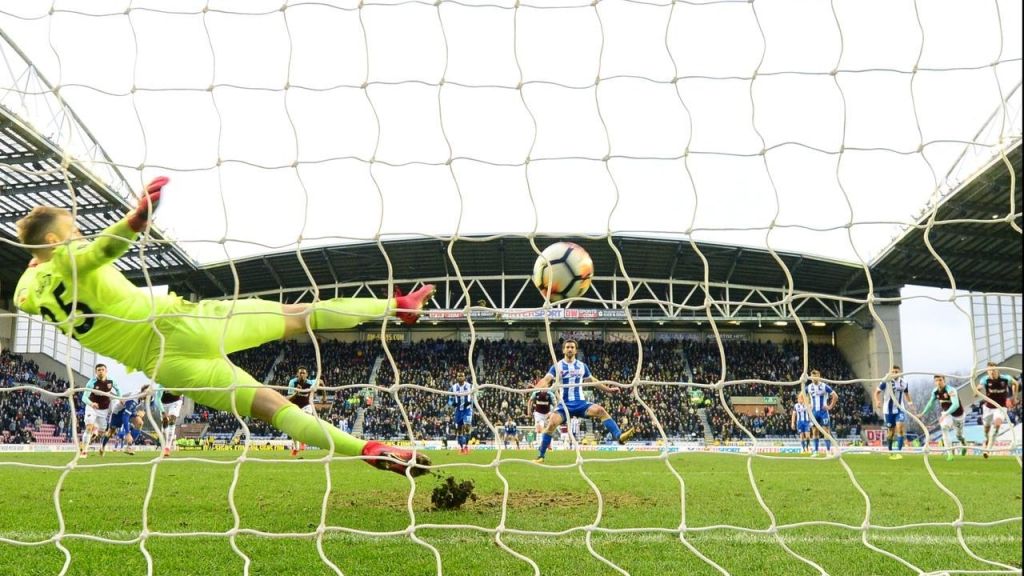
[977,362,1020,459]
[919,375,966,461]
[14,177,434,476]
[80,363,120,458]
[287,367,318,457]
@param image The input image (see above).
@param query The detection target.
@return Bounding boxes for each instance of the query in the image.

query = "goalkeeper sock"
[896,435,904,451]
[886,431,894,451]
[538,433,552,458]
[813,438,819,453]
[310,298,391,331]
[271,404,365,456]
[602,418,622,441]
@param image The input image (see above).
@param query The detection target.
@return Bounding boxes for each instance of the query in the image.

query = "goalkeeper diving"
[14,176,434,476]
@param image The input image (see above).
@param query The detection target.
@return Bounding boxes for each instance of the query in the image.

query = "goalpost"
[0,1,1021,575]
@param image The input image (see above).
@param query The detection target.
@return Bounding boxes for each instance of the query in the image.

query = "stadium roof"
[0,105,194,302]
[870,142,1022,294]
[177,233,871,300]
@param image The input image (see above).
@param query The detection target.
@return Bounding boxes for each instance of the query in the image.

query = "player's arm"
[536,371,555,389]
[51,177,168,275]
[790,408,796,430]
[827,386,838,411]
[873,384,883,410]
[81,378,97,408]
[920,389,936,417]
[286,378,297,400]
[526,390,534,416]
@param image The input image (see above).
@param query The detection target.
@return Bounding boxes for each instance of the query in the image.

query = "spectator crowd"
[3,335,904,445]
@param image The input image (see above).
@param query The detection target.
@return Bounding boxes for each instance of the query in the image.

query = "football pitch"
[0,450,1020,576]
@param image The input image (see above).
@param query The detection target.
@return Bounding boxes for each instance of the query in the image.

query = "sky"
[0,0,1020,265]
[0,0,1021,376]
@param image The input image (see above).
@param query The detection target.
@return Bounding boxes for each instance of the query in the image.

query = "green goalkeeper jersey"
[14,220,184,371]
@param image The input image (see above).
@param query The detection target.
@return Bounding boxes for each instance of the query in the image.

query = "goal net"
[0,1,1021,575]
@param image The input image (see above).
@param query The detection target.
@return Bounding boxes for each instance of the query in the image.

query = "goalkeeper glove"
[127,176,169,232]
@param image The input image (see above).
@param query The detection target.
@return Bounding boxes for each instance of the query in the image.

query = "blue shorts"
[108,411,130,436]
[796,421,811,434]
[884,411,905,428]
[454,408,473,427]
[553,401,593,420]
[813,410,830,427]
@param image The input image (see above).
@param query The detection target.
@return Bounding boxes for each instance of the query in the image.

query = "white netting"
[0,1,1022,575]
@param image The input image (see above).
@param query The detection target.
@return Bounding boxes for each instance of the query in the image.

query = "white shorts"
[300,404,316,416]
[84,406,109,430]
[982,406,1009,427]
[939,413,965,433]
[533,412,549,430]
[162,400,183,420]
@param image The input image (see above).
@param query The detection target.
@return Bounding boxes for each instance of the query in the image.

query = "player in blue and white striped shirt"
[532,340,634,463]
[449,372,474,455]
[874,365,914,460]
[805,369,838,457]
[790,393,811,453]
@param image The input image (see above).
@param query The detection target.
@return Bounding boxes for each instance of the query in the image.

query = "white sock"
[940,428,950,453]
[81,430,91,449]
[987,425,998,452]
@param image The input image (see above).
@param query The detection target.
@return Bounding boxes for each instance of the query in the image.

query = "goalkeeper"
[14,177,433,476]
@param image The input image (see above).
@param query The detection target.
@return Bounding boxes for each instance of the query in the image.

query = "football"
[532,242,594,302]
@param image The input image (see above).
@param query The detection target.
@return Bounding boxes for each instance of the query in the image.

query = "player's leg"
[535,412,563,462]
[987,410,1005,458]
[896,418,906,453]
[938,415,953,461]
[153,356,429,475]
[279,285,435,340]
[954,417,966,456]
[81,406,98,457]
[822,413,832,454]
[981,408,994,458]
[585,403,634,444]
[884,414,895,452]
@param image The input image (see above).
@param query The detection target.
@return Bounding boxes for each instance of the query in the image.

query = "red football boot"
[361,441,431,477]
[394,285,435,325]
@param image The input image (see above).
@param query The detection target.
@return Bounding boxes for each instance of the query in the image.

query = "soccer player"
[154,383,184,457]
[526,385,553,448]
[805,369,837,457]
[449,372,473,455]
[502,418,520,450]
[567,416,582,448]
[105,396,145,455]
[286,367,318,457]
[80,364,120,458]
[920,374,965,461]
[874,365,914,460]
[13,178,434,476]
[532,340,634,463]
[977,362,1020,459]
[790,392,811,454]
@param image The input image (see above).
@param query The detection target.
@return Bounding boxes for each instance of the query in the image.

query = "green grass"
[0,449,1020,576]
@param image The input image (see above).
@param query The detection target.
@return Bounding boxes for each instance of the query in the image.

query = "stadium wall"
[836,303,903,399]
[0,307,12,351]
